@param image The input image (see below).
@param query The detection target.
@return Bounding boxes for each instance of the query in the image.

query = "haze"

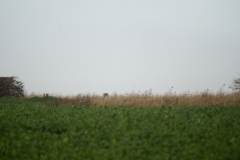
[1,0,240,95]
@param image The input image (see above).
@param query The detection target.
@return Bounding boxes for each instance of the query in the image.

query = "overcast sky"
[1,0,240,95]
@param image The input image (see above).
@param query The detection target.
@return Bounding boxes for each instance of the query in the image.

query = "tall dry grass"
[25,90,240,107]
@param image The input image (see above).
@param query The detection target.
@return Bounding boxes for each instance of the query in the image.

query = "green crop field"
[0,97,240,160]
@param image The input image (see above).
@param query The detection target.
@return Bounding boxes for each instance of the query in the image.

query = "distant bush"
[0,76,25,97]
[45,94,92,107]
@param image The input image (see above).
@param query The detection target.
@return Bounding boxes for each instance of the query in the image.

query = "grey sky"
[1,0,240,95]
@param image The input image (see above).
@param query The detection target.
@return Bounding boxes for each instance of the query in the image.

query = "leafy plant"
[0,97,240,160]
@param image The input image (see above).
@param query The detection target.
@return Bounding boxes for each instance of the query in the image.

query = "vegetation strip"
[0,97,240,160]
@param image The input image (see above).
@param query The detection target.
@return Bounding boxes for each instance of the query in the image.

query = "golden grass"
[24,90,240,107]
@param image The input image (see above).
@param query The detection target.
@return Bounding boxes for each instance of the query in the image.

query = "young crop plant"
[0,97,240,160]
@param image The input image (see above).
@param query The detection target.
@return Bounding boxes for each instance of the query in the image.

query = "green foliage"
[0,97,240,160]
[29,95,59,103]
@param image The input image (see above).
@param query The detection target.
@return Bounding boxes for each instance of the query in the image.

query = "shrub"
[0,76,25,97]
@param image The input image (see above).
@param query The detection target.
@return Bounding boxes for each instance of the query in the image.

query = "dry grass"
[24,90,240,107]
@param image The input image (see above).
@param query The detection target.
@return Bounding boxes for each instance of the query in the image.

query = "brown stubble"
[24,90,240,107]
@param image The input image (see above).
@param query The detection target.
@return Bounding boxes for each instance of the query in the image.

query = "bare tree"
[229,74,240,93]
